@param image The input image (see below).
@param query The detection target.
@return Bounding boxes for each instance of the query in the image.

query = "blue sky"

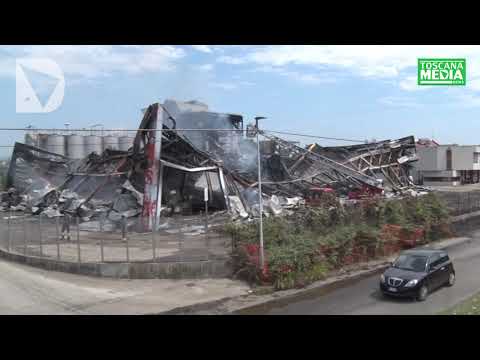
[1,45,480,158]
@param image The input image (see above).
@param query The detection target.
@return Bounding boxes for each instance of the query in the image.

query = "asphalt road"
[250,234,480,315]
[0,258,248,315]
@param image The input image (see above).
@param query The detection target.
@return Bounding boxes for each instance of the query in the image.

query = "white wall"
[416,145,480,171]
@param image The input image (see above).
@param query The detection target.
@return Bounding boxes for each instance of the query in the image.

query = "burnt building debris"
[307,136,419,194]
[2,99,425,231]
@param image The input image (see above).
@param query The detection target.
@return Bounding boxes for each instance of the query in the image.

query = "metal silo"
[66,134,85,159]
[85,135,103,155]
[103,135,119,151]
[119,136,133,151]
[24,133,37,147]
[38,133,49,150]
[46,134,66,156]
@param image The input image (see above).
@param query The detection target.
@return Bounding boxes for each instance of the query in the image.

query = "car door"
[437,253,451,285]
[427,254,442,290]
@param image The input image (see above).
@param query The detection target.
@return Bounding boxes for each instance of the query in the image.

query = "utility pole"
[255,116,266,269]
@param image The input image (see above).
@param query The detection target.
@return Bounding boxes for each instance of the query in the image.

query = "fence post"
[55,216,60,260]
[23,216,27,255]
[99,213,105,263]
[76,217,81,263]
[7,210,11,252]
[62,215,71,241]
[151,216,156,261]
[205,201,209,262]
[39,214,43,257]
[178,215,183,263]
[122,216,129,262]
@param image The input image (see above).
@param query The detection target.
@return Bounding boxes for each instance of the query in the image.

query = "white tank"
[46,134,66,156]
[24,133,37,147]
[66,134,85,159]
[38,134,49,150]
[103,135,119,151]
[119,136,133,151]
[85,135,103,155]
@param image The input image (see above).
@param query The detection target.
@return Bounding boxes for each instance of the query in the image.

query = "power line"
[0,127,368,142]
[0,128,246,132]
[264,130,365,143]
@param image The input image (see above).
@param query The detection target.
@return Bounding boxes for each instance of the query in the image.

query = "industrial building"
[3,99,422,234]
[415,144,480,186]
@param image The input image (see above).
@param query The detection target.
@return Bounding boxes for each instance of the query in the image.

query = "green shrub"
[225,193,451,290]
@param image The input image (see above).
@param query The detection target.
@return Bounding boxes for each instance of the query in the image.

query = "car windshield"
[392,254,428,272]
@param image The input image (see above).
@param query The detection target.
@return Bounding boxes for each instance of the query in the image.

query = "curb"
[161,236,473,315]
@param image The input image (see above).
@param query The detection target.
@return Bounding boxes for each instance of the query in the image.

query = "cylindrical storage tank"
[46,134,66,156]
[85,135,103,155]
[103,135,119,151]
[66,134,85,159]
[24,133,37,147]
[38,134,49,150]
[119,136,134,151]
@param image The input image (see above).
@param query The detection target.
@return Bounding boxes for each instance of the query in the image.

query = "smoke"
[161,100,259,175]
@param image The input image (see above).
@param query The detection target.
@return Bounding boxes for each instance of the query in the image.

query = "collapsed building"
[2,99,424,232]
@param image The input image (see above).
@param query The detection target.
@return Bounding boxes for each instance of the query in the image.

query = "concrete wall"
[0,248,232,279]
[415,145,480,185]
[453,146,480,170]
[424,180,461,186]
[421,170,458,177]
[417,145,480,172]
[416,147,442,171]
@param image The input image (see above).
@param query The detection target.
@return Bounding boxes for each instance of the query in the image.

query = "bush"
[226,192,451,290]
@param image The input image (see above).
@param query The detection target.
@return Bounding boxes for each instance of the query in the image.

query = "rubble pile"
[2,99,427,232]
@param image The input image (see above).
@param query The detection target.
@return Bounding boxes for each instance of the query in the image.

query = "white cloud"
[399,75,428,91]
[208,79,255,91]
[209,82,237,90]
[0,58,14,77]
[378,96,421,108]
[191,45,213,53]
[0,45,185,79]
[217,46,480,90]
[281,70,335,84]
[217,56,247,65]
[451,92,480,108]
[468,78,480,91]
[196,64,214,72]
[253,65,335,84]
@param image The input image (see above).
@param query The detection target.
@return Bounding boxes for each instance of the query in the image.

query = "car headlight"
[380,274,386,283]
[405,279,419,287]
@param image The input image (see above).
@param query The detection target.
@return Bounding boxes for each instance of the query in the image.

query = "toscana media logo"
[418,58,466,86]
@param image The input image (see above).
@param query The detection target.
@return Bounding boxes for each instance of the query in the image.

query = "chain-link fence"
[0,212,232,264]
[436,190,480,216]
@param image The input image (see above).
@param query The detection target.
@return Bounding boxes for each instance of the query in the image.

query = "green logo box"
[418,58,466,86]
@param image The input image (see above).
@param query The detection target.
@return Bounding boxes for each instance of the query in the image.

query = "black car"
[380,249,455,301]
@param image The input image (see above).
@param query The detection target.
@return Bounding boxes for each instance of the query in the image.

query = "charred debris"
[2,100,426,231]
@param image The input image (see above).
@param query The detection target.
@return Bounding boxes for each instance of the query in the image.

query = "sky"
[1,45,480,158]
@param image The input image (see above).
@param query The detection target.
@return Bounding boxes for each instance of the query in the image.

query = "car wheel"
[446,272,455,287]
[417,284,429,301]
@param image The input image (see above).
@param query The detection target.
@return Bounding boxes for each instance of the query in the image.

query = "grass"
[441,292,480,315]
